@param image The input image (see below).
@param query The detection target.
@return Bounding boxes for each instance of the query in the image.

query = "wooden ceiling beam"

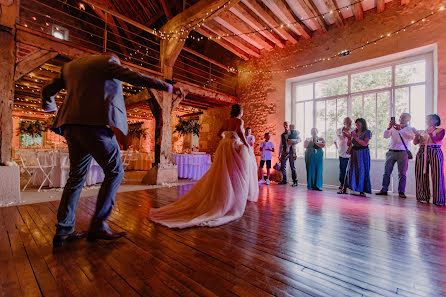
[214,11,274,50]
[261,0,312,39]
[321,0,344,27]
[230,3,285,48]
[295,0,328,32]
[349,0,364,21]
[203,21,261,58]
[159,0,173,19]
[14,50,58,81]
[194,27,250,60]
[241,0,298,44]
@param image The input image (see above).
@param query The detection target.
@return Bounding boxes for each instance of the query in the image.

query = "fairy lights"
[233,5,446,74]
[154,0,365,41]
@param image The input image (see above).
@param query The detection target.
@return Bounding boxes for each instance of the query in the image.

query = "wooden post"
[0,0,19,163]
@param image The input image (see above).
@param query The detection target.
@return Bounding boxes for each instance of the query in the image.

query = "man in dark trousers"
[42,53,184,247]
[279,122,301,187]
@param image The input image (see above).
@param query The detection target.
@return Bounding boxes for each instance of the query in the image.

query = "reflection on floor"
[19,171,195,205]
[2,184,445,296]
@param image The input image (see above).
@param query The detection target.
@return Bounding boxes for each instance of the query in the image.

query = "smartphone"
[391,116,395,122]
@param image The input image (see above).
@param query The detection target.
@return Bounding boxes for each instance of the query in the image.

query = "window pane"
[325,99,337,158]
[352,95,363,120]
[395,60,426,86]
[410,85,426,130]
[377,92,391,159]
[363,94,377,159]
[295,102,305,157]
[295,83,313,102]
[315,101,325,137]
[305,101,314,140]
[351,67,392,92]
[315,76,348,98]
[337,97,348,129]
[395,87,409,117]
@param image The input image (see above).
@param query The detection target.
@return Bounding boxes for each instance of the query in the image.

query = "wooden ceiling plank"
[321,0,344,27]
[159,0,173,19]
[194,27,250,60]
[203,21,261,57]
[242,0,299,44]
[295,0,328,32]
[214,11,274,50]
[349,0,364,21]
[261,0,312,39]
[230,3,285,48]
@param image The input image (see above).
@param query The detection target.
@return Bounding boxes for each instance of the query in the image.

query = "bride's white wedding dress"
[149,131,259,228]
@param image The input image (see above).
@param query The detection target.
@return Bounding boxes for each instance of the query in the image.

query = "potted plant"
[174,116,200,137]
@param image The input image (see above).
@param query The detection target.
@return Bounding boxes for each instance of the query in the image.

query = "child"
[259,132,275,185]
[246,127,255,148]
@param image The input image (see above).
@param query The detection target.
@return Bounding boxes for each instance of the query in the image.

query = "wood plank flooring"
[1,184,445,297]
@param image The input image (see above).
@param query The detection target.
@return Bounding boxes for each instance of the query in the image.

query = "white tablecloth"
[173,153,211,180]
[30,150,104,188]
[123,151,153,170]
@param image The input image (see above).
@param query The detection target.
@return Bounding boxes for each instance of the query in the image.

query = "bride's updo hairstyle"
[230,104,242,118]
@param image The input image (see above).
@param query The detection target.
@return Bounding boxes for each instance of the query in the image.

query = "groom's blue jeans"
[55,125,124,235]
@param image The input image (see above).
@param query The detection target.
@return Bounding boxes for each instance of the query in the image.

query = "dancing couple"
[42,53,258,247]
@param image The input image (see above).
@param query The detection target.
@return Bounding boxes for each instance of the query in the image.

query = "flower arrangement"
[128,125,148,139]
[174,116,200,137]
[17,120,48,137]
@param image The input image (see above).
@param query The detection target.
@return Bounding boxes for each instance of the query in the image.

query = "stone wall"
[199,106,230,154]
[237,0,446,164]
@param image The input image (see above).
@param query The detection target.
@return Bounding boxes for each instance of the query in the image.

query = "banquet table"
[172,153,211,180]
[27,150,104,188]
[122,151,152,170]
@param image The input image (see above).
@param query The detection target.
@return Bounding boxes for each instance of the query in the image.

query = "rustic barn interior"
[1,0,446,296]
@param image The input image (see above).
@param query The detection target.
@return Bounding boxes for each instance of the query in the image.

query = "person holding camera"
[376,113,415,198]
[413,114,445,206]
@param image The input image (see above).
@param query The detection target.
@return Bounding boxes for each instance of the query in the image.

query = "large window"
[292,54,432,159]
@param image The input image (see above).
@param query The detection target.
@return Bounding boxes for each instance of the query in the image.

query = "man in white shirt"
[376,113,415,198]
[259,133,274,185]
[246,127,255,148]
[334,117,353,189]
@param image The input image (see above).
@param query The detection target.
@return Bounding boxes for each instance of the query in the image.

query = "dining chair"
[17,149,56,191]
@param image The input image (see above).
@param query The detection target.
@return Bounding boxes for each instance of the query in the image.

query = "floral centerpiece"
[17,120,48,137]
[128,125,148,139]
[174,116,200,137]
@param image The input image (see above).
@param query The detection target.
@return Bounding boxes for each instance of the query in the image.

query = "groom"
[42,53,184,247]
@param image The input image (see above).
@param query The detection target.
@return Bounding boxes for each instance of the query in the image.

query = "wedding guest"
[338,118,372,197]
[334,117,353,189]
[246,127,255,148]
[413,114,445,206]
[304,128,325,191]
[279,122,301,187]
[376,113,415,198]
[259,132,274,185]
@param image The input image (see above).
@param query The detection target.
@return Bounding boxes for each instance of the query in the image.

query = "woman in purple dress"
[338,118,372,197]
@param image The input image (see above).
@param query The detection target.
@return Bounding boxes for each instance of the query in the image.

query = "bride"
[149,104,259,228]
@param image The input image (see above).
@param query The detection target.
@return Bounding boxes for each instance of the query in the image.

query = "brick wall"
[237,0,446,163]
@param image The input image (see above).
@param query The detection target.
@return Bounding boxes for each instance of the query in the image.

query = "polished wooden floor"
[1,184,446,297]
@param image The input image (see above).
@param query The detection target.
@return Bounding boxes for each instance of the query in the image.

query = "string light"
[233,6,445,74]
[154,0,364,41]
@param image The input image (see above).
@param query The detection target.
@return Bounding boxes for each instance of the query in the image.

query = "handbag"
[398,132,413,159]
[273,161,282,171]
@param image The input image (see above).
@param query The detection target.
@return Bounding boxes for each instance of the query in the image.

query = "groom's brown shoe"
[87,230,127,242]
[53,231,87,248]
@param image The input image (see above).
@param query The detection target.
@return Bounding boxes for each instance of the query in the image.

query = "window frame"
[290,52,434,160]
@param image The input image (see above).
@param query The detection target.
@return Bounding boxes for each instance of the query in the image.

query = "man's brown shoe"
[87,230,127,242]
[53,231,87,248]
